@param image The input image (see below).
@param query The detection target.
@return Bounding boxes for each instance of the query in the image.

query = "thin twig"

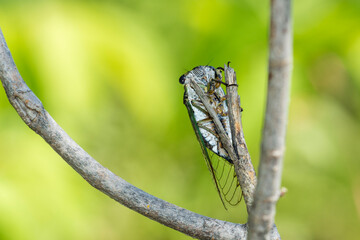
[224,64,257,212]
[247,0,292,239]
[0,28,249,240]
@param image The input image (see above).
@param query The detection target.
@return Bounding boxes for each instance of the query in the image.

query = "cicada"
[179,65,242,208]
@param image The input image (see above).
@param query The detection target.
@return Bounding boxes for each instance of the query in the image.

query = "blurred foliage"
[0,0,359,239]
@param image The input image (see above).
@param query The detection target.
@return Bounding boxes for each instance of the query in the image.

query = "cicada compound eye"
[179,74,186,84]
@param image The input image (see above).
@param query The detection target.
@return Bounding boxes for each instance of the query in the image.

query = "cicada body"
[180,65,242,208]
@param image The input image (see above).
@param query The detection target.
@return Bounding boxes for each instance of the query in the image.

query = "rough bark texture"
[247,0,292,239]
[224,64,257,212]
[0,28,252,240]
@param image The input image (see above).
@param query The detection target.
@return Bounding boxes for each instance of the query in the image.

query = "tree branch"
[247,0,292,239]
[0,28,250,240]
[224,64,257,212]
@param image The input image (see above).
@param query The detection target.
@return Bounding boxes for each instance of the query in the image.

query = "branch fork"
[0,0,292,236]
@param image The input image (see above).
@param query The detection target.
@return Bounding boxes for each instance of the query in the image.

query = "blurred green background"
[0,0,359,239]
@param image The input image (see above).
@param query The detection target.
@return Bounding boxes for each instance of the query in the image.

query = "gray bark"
[247,0,293,239]
[224,64,257,212]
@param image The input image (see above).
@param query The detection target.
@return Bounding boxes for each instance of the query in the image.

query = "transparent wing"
[184,94,242,209]
[207,149,242,207]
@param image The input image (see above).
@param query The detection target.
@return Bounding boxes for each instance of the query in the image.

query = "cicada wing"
[185,96,242,208]
[184,97,227,208]
[206,150,242,207]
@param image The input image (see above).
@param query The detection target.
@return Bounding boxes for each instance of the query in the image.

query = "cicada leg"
[214,96,228,117]
[197,118,218,138]
[191,100,209,116]
[206,67,224,95]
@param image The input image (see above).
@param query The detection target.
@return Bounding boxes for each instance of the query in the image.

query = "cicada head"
[179,66,216,87]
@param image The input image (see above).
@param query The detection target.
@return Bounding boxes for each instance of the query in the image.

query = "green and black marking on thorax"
[179,65,242,208]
